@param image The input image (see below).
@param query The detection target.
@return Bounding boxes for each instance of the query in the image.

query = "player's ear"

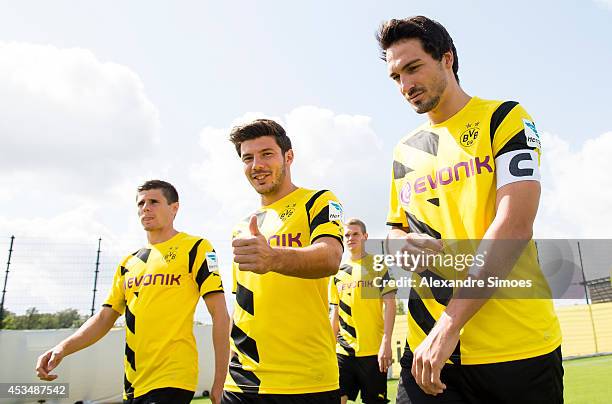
[171,201,179,217]
[442,50,454,70]
[285,149,294,165]
[364,232,369,241]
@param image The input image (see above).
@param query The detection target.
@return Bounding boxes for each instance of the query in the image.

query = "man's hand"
[378,338,393,373]
[35,346,65,381]
[210,382,223,404]
[387,230,443,273]
[232,215,275,274]
[411,312,459,395]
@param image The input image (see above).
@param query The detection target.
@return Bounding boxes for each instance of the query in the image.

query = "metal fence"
[1,236,611,328]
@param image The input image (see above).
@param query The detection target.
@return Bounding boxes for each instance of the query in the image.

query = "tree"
[1,307,87,330]
[396,299,406,315]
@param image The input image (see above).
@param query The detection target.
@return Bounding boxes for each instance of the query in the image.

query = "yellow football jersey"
[104,232,224,399]
[224,188,344,394]
[387,97,561,365]
[329,255,397,357]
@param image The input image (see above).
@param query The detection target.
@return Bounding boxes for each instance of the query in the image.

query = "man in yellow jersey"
[377,16,563,403]
[329,218,397,404]
[223,119,344,403]
[36,180,231,404]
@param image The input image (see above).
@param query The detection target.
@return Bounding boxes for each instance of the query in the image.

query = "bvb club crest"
[460,122,480,147]
[164,246,178,262]
[279,203,296,221]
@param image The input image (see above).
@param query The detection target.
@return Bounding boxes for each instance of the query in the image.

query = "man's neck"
[261,182,298,206]
[146,228,179,245]
[350,250,367,261]
[427,84,471,125]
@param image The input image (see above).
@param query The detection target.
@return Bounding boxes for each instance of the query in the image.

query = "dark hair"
[346,218,367,234]
[229,119,292,157]
[376,16,459,83]
[137,180,179,204]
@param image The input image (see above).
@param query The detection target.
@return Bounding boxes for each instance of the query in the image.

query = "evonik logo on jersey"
[268,233,302,247]
[124,273,181,289]
[400,155,494,199]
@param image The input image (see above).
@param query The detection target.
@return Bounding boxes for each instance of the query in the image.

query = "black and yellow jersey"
[224,187,344,394]
[104,232,223,399]
[329,255,396,357]
[387,97,561,365]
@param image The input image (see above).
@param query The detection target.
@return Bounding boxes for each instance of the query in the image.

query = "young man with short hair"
[330,218,397,404]
[36,180,230,404]
[223,119,344,403]
[378,16,562,403]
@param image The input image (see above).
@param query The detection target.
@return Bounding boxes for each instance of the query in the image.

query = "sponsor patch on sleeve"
[328,201,344,222]
[205,252,219,271]
[523,119,542,149]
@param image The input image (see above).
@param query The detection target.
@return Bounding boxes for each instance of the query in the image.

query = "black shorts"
[221,389,340,403]
[338,354,388,403]
[123,387,194,404]
[396,345,564,404]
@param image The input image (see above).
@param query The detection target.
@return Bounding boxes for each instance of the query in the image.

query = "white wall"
[0,325,215,404]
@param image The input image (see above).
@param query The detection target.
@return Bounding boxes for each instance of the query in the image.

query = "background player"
[36,180,230,404]
[223,119,344,403]
[378,16,562,403]
[330,218,397,404]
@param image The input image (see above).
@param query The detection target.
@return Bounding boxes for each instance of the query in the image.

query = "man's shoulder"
[471,97,528,118]
[179,232,214,251]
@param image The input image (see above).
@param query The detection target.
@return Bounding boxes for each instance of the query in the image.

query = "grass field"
[192,354,612,403]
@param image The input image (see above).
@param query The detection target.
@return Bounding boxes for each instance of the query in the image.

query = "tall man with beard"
[378,16,562,403]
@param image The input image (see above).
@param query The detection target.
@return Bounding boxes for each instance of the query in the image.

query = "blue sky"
[1,1,611,316]
[3,1,610,142]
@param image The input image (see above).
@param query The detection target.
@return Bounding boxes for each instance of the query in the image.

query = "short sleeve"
[491,102,541,159]
[305,190,344,247]
[490,102,542,189]
[191,239,224,298]
[379,266,398,296]
[386,155,409,228]
[329,276,339,305]
[103,262,127,315]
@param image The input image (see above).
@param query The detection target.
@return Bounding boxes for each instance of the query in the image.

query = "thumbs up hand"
[249,215,262,236]
[232,215,275,274]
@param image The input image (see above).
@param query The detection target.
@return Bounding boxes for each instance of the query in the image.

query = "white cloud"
[536,131,612,238]
[0,41,160,193]
[594,0,612,10]
[191,105,387,236]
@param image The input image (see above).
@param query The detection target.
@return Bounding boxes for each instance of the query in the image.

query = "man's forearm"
[56,307,118,356]
[270,240,341,278]
[382,295,396,342]
[211,311,231,389]
[444,221,531,332]
[330,305,340,337]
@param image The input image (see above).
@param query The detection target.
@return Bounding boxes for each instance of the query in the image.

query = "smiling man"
[223,119,344,403]
[378,16,562,404]
[36,180,230,404]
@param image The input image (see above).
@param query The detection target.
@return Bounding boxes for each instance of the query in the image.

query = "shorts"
[396,345,564,404]
[221,389,340,403]
[338,354,388,403]
[123,387,195,404]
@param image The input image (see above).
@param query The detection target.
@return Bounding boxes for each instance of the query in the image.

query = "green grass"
[564,355,612,404]
[193,354,612,403]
